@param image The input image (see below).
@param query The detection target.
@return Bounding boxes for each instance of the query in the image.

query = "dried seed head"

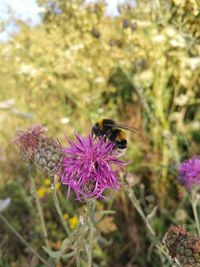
[34,138,63,177]
[163,225,200,267]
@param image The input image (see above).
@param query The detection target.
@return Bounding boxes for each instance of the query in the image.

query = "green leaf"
[61,251,75,260]
[42,246,62,259]
[61,238,71,252]
[147,206,157,222]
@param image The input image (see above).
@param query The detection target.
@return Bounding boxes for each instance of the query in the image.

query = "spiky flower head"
[34,137,63,177]
[61,132,124,201]
[13,124,46,162]
[163,225,200,266]
[178,156,200,190]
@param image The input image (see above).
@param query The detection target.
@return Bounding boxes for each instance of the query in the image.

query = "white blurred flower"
[165,27,176,37]
[94,77,105,84]
[169,35,185,48]
[181,57,200,70]
[15,43,21,49]
[60,117,70,124]
[69,44,84,52]
[174,94,188,106]
[85,66,93,73]
[191,121,200,130]
[18,64,38,77]
[0,98,15,109]
[153,34,166,43]
[98,108,104,114]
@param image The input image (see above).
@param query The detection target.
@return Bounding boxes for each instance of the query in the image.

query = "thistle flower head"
[61,132,124,201]
[13,124,46,162]
[178,156,200,190]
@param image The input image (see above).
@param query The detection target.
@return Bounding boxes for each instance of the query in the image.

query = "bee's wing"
[107,123,138,133]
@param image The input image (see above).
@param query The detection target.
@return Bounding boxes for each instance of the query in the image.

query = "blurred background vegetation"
[0,0,200,266]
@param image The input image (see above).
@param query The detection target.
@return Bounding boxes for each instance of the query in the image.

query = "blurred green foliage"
[0,0,200,266]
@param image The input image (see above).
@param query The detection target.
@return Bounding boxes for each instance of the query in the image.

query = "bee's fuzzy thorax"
[92,118,133,157]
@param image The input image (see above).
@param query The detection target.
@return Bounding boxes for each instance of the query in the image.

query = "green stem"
[51,183,72,241]
[87,201,96,267]
[0,213,51,267]
[88,229,93,267]
[28,166,49,248]
[126,188,155,236]
[127,187,182,265]
[191,190,200,236]
[156,243,181,267]
[76,250,81,267]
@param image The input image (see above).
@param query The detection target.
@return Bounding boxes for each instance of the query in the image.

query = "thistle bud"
[34,138,63,177]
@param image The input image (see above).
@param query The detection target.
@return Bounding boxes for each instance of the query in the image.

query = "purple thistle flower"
[178,156,200,189]
[61,132,124,201]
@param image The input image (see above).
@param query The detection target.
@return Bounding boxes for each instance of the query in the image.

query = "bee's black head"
[91,123,102,137]
[91,119,116,138]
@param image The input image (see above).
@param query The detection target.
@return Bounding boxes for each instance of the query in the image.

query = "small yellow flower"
[37,187,46,199]
[44,178,51,186]
[63,213,69,220]
[69,216,78,230]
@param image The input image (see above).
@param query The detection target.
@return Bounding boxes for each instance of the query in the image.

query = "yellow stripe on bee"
[116,131,126,141]
[98,119,104,130]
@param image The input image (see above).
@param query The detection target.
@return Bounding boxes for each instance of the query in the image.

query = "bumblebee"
[91,118,137,156]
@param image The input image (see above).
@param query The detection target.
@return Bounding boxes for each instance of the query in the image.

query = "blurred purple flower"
[13,124,46,162]
[61,132,124,201]
[178,156,200,189]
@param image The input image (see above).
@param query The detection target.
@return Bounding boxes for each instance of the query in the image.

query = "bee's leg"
[112,147,126,157]
[91,131,97,140]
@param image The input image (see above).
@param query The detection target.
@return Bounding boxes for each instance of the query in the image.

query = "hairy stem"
[87,201,96,267]
[126,186,182,265]
[51,183,72,241]
[126,187,155,236]
[191,190,200,236]
[76,250,81,267]
[28,166,49,248]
